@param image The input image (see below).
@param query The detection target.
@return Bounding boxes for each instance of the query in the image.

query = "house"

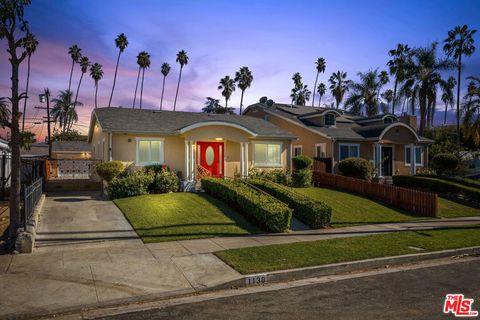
[21,141,92,160]
[244,102,434,176]
[0,138,11,192]
[87,107,297,182]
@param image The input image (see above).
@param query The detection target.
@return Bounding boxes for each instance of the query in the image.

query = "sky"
[0,0,479,140]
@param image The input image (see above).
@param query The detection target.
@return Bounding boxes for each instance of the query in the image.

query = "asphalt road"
[100,258,480,320]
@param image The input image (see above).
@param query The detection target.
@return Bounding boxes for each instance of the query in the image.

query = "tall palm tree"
[138,52,151,109]
[160,62,171,110]
[295,84,311,106]
[218,75,236,111]
[462,76,480,146]
[328,71,350,109]
[21,32,38,132]
[71,56,89,129]
[108,33,128,107]
[440,76,456,125]
[173,50,189,111]
[67,45,82,92]
[317,83,326,107]
[132,51,150,109]
[387,44,412,114]
[51,90,81,133]
[89,63,104,109]
[312,57,326,107]
[234,66,253,114]
[290,72,303,104]
[344,70,385,116]
[381,89,394,113]
[443,25,477,145]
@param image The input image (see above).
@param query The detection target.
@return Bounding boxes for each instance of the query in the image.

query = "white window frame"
[293,145,302,157]
[135,137,165,166]
[315,143,326,158]
[252,141,283,167]
[324,113,336,127]
[338,143,360,161]
[404,146,423,167]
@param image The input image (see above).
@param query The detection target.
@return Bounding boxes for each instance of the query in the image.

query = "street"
[98,258,480,320]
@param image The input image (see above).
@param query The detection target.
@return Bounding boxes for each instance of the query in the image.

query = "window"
[293,145,302,157]
[405,146,422,166]
[315,144,325,158]
[339,143,359,161]
[254,142,282,166]
[136,138,164,165]
[324,113,336,126]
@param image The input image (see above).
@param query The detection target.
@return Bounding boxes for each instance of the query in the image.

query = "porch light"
[215,138,223,141]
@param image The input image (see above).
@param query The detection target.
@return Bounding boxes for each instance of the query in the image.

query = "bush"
[292,155,313,170]
[431,153,459,175]
[292,169,312,187]
[338,157,374,180]
[245,179,331,228]
[248,168,292,186]
[149,170,179,193]
[415,173,480,190]
[143,164,171,173]
[201,177,292,232]
[95,161,124,182]
[107,171,154,199]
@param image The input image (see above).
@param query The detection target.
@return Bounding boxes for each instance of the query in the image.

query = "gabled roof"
[88,107,297,141]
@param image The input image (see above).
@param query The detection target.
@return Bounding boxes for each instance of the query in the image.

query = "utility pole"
[37,89,52,158]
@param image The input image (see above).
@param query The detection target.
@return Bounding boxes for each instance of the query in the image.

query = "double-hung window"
[339,143,359,161]
[324,113,336,126]
[136,138,164,165]
[315,144,325,158]
[293,145,302,157]
[254,142,282,167]
[405,146,422,166]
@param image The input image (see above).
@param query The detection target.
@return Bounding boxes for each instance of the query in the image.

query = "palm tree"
[317,83,326,107]
[51,90,82,133]
[160,62,171,110]
[295,84,311,106]
[328,71,350,109]
[138,51,151,109]
[218,75,236,111]
[387,44,412,114]
[132,51,150,109]
[21,32,38,132]
[67,45,82,92]
[312,57,326,107]
[440,76,456,125]
[71,56,89,129]
[234,66,253,114]
[89,63,104,109]
[381,89,394,113]
[462,76,480,146]
[173,50,189,111]
[443,25,477,145]
[108,33,128,107]
[0,97,10,127]
[344,70,385,116]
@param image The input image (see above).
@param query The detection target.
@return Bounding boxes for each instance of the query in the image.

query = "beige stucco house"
[244,102,433,176]
[87,107,296,183]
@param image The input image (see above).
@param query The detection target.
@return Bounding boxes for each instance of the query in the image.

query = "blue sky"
[0,0,479,138]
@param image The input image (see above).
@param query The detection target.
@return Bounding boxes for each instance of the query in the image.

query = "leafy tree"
[160,62,170,110]
[312,57,326,107]
[218,75,236,111]
[20,130,35,150]
[52,129,86,142]
[89,62,103,109]
[387,44,412,114]
[234,66,253,114]
[328,71,350,109]
[344,70,385,116]
[173,50,189,111]
[21,32,37,132]
[202,97,234,114]
[462,76,480,146]
[67,44,82,92]
[108,33,128,107]
[316,82,326,107]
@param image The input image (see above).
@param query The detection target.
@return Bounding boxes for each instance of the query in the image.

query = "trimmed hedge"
[96,161,124,182]
[393,175,480,203]
[107,171,154,199]
[245,179,331,228]
[201,177,292,232]
[292,155,313,170]
[416,174,480,190]
[431,153,459,175]
[338,157,374,180]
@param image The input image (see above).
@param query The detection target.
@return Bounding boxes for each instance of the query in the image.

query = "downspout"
[331,139,335,173]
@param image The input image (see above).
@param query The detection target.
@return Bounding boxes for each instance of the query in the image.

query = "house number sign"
[245,274,268,285]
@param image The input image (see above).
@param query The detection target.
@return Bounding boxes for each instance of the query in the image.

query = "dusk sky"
[1,0,479,140]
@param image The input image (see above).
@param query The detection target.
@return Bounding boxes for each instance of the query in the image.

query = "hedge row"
[244,179,332,228]
[201,177,292,232]
[392,175,480,203]
[416,174,480,190]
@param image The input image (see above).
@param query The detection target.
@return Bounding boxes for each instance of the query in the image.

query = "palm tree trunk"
[173,66,183,111]
[239,90,245,114]
[455,54,462,146]
[312,72,319,107]
[444,102,448,125]
[71,72,84,130]
[225,97,228,112]
[21,55,31,132]
[318,95,322,107]
[95,83,98,109]
[68,59,75,92]
[132,67,141,109]
[160,75,166,110]
[109,51,121,107]
[392,79,398,114]
[419,94,426,135]
[140,68,145,109]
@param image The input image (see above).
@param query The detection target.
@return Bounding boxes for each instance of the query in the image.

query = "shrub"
[415,174,480,190]
[149,170,179,193]
[107,171,154,199]
[292,155,313,170]
[245,179,331,228]
[95,161,124,182]
[248,168,292,186]
[201,177,292,232]
[143,164,171,173]
[338,157,374,180]
[292,169,312,187]
[431,153,459,175]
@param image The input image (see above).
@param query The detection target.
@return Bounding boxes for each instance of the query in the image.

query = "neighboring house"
[21,141,92,160]
[87,107,297,181]
[459,151,480,180]
[244,103,433,176]
[0,138,11,189]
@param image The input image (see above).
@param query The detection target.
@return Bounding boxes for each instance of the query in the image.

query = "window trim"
[252,141,283,167]
[404,145,423,167]
[338,143,360,161]
[293,145,302,157]
[135,137,165,166]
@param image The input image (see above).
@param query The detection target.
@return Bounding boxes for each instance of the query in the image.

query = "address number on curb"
[245,274,268,286]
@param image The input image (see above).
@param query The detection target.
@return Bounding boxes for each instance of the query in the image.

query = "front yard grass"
[114,193,263,243]
[216,225,480,274]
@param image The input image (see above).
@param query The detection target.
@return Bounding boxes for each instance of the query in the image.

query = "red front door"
[196,141,224,177]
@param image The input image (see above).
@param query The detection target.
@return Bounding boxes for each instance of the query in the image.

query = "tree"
[201,97,234,114]
[89,63,103,109]
[381,89,394,113]
[51,129,86,142]
[328,71,350,109]
[132,51,150,109]
[108,33,128,107]
[67,44,82,92]
[462,76,480,146]
[443,25,477,146]
[0,0,34,247]
[439,76,456,125]
[344,70,385,116]
[387,44,412,114]
[234,66,253,114]
[71,56,89,129]
[160,62,171,110]
[21,32,37,132]
[173,50,189,111]
[290,72,310,106]
[20,130,35,151]
[0,97,10,126]
[218,75,236,111]
[316,82,326,107]
[51,90,81,133]
[312,57,326,107]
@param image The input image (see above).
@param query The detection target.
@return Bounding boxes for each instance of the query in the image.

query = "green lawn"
[216,225,480,274]
[438,197,480,218]
[114,193,263,243]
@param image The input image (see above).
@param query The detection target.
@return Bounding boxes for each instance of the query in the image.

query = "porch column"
[409,143,416,175]
[374,143,381,176]
[108,133,113,161]
[184,140,190,180]
[286,141,292,172]
[190,141,196,180]
[240,143,245,178]
[244,142,249,177]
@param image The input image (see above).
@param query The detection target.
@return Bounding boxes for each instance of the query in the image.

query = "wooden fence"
[312,171,438,217]
[313,157,332,173]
